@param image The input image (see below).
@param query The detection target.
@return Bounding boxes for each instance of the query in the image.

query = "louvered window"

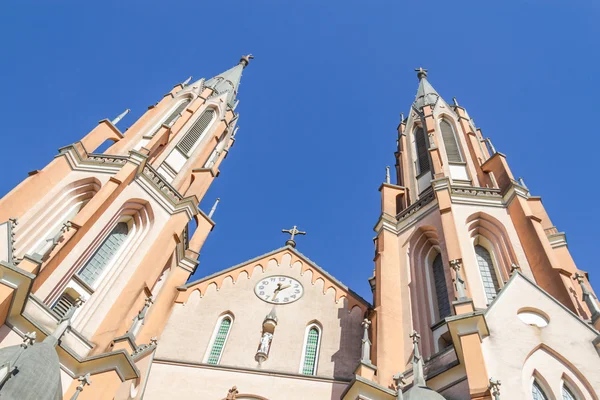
[415,127,430,175]
[177,109,215,156]
[432,254,451,319]
[78,222,129,286]
[532,381,549,400]
[562,385,577,400]
[301,326,321,375]
[440,119,462,162]
[475,245,500,304]
[52,292,76,319]
[206,316,232,365]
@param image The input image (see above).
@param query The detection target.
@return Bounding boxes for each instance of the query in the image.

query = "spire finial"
[208,198,221,219]
[392,372,406,400]
[182,76,192,86]
[573,272,600,321]
[409,330,426,386]
[415,67,428,80]
[111,109,130,126]
[488,378,501,400]
[361,318,372,364]
[282,225,306,248]
[239,54,254,68]
[70,373,92,400]
[385,166,391,184]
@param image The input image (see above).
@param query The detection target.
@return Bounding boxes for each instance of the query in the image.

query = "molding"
[547,232,568,249]
[57,145,126,174]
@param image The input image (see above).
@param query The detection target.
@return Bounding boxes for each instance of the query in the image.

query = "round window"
[517,309,549,327]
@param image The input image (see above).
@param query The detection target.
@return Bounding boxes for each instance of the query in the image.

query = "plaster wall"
[144,362,348,400]
[34,180,172,339]
[482,275,600,399]
[156,252,364,380]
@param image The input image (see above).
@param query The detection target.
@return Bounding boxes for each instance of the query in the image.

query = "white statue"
[258,332,273,354]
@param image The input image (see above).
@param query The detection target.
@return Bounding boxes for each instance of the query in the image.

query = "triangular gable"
[177,245,371,312]
[486,271,598,335]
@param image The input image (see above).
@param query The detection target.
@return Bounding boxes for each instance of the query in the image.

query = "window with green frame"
[206,315,232,365]
[301,325,321,375]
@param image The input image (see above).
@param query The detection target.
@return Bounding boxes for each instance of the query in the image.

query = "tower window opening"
[414,127,431,176]
[432,253,451,319]
[532,381,549,400]
[300,324,321,376]
[151,98,192,136]
[206,314,233,365]
[440,119,462,163]
[77,222,129,287]
[177,108,216,156]
[475,244,500,304]
[51,292,76,319]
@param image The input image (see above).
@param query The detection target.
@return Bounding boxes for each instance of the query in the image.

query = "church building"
[0,56,598,399]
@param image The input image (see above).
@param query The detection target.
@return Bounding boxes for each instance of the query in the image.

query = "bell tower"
[371,68,599,394]
[0,56,253,398]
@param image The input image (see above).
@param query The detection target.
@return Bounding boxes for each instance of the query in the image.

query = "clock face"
[254,276,304,304]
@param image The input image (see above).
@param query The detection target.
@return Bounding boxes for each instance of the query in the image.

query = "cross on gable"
[282,225,306,248]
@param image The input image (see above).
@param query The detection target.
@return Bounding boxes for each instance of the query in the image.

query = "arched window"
[475,244,500,304]
[414,127,430,175]
[177,108,216,156]
[206,314,233,365]
[300,324,321,375]
[149,98,192,137]
[77,222,129,287]
[439,119,462,163]
[562,384,577,400]
[51,291,77,319]
[532,381,549,400]
[432,253,451,319]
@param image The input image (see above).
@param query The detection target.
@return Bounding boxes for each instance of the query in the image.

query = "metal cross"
[21,331,36,348]
[415,67,428,79]
[409,330,421,345]
[70,373,92,400]
[282,225,306,248]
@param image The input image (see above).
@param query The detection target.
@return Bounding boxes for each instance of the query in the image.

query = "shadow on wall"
[331,301,364,382]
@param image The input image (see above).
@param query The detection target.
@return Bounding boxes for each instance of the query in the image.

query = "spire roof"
[413,67,441,110]
[204,54,253,108]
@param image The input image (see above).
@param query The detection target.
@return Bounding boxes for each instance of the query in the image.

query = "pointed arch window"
[562,385,577,400]
[205,314,233,365]
[432,253,451,319]
[177,108,216,156]
[532,381,549,400]
[475,244,500,304]
[300,324,321,375]
[77,222,129,287]
[415,127,431,175]
[439,119,462,163]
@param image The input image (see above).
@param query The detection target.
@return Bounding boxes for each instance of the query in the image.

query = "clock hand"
[278,284,291,291]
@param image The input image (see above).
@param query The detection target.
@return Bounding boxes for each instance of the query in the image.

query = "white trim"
[298,323,322,375]
[203,313,234,365]
[423,246,439,325]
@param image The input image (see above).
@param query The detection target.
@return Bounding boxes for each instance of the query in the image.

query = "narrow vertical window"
[562,385,577,400]
[532,381,549,400]
[177,108,216,156]
[206,315,233,365]
[432,253,451,319]
[440,119,462,162]
[163,98,192,128]
[300,324,321,375]
[475,244,500,304]
[77,222,129,287]
[415,127,430,175]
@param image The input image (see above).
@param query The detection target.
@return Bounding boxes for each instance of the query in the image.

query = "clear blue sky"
[1,2,599,301]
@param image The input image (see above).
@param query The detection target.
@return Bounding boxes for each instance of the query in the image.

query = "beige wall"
[483,275,600,399]
[156,251,364,380]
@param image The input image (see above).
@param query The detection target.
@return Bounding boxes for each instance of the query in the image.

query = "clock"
[254,276,304,304]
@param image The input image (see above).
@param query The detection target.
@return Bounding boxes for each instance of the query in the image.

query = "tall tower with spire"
[365,68,600,398]
[0,56,252,399]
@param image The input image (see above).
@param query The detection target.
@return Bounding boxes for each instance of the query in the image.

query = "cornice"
[56,145,126,174]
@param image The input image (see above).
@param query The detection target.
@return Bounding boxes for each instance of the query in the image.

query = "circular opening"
[517,309,549,327]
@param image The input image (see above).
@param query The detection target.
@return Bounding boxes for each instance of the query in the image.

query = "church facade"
[0,57,598,400]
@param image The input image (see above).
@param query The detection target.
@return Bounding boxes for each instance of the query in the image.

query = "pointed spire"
[208,198,221,219]
[111,109,130,126]
[409,330,426,386]
[204,55,253,108]
[182,76,192,86]
[413,67,441,110]
[361,318,372,363]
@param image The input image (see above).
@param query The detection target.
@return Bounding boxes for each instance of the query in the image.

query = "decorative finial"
[392,373,406,400]
[400,112,405,123]
[573,272,600,321]
[488,378,501,400]
[149,337,158,346]
[415,67,428,80]
[361,319,372,363]
[510,263,521,274]
[70,373,92,400]
[226,385,239,400]
[409,330,426,386]
[385,166,391,184]
[282,225,306,248]
[111,109,130,126]
[208,198,221,219]
[452,97,459,106]
[21,331,36,349]
[182,76,192,86]
[239,54,254,68]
